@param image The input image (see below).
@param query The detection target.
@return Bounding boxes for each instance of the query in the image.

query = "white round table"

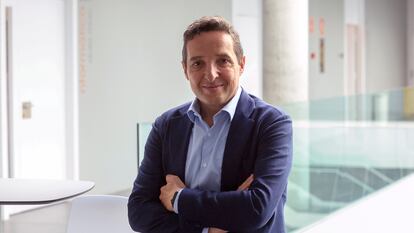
[0,178,95,232]
[0,179,95,205]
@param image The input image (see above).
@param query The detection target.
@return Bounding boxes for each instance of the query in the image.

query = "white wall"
[0,2,6,179]
[309,0,345,100]
[232,0,262,98]
[78,0,232,194]
[408,0,414,86]
[365,0,407,92]
[310,0,409,98]
[345,0,364,25]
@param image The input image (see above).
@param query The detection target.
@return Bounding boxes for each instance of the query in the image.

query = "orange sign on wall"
[309,16,314,34]
[319,17,325,37]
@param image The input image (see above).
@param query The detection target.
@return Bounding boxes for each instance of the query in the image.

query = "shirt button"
[202,163,207,168]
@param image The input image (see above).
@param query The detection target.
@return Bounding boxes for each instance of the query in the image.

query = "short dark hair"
[182,16,244,64]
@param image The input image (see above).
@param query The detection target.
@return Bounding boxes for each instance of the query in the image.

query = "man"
[128,16,292,233]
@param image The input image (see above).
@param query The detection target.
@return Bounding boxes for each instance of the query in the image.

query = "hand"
[237,174,254,191]
[159,175,186,212]
[208,227,228,233]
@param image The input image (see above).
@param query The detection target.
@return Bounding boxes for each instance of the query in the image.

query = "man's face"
[182,31,245,112]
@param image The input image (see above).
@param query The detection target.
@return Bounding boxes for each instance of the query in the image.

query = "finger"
[177,178,185,187]
[166,174,186,188]
[247,174,254,183]
[210,228,227,233]
[159,190,163,200]
[237,182,248,191]
[237,174,254,191]
[166,174,177,182]
[160,185,166,194]
[240,175,253,189]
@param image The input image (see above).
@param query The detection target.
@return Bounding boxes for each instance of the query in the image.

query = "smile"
[202,84,224,89]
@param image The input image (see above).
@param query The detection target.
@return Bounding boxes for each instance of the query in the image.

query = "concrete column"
[263,0,310,221]
[263,0,308,104]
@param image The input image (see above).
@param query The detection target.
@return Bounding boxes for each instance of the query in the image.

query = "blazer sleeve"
[177,113,293,232]
[128,118,202,233]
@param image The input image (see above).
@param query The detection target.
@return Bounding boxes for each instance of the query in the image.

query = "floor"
[0,190,130,233]
[1,202,70,233]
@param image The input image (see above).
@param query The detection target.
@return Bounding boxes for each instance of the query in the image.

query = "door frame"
[0,0,79,182]
[64,0,79,180]
[344,0,367,121]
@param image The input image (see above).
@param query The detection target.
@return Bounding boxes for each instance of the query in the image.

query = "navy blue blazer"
[128,90,293,233]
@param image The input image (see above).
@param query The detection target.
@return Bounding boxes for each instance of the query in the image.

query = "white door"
[1,0,68,216]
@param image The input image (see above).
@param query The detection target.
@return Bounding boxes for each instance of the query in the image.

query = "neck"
[199,104,221,127]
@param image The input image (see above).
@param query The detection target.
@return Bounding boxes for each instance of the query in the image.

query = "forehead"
[186,31,235,57]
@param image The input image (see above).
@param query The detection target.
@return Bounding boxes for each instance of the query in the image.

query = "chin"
[201,97,225,106]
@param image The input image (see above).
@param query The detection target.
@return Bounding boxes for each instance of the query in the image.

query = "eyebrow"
[189,54,232,61]
[216,54,232,59]
[189,56,203,62]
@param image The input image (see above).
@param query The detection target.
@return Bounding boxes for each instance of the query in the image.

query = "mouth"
[202,84,224,89]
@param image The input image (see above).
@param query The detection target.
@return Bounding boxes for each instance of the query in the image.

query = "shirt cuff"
[202,228,209,233]
[173,188,184,214]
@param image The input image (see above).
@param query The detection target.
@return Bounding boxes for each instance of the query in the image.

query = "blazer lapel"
[221,91,255,191]
[168,114,193,183]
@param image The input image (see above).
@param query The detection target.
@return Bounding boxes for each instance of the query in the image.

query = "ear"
[239,56,246,75]
[182,61,189,80]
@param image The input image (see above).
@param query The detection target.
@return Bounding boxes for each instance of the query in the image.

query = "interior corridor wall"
[232,0,262,98]
[365,0,407,92]
[309,0,345,100]
[408,0,414,86]
[78,0,232,194]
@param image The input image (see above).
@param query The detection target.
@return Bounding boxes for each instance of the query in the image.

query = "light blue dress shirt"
[173,87,242,232]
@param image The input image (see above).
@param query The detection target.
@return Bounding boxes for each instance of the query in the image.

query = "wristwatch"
[171,191,179,207]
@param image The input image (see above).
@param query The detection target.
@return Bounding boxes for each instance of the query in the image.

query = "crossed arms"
[128,113,292,233]
[159,174,254,233]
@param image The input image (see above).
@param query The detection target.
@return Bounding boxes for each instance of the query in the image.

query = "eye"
[217,58,232,67]
[190,60,203,70]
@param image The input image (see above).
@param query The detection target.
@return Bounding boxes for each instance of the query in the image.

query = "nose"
[204,63,219,82]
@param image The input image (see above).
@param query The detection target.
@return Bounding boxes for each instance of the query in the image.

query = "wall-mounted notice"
[319,17,325,37]
[309,16,314,34]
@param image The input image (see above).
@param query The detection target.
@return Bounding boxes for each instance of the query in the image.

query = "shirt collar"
[187,86,242,123]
